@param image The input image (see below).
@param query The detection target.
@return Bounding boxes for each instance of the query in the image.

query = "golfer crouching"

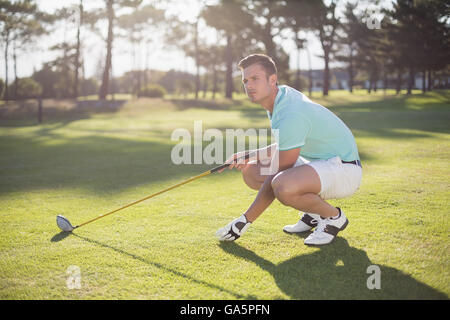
[216,54,362,246]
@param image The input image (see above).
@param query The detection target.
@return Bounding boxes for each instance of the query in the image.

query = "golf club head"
[57,215,75,232]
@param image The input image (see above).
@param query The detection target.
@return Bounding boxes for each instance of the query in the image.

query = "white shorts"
[294,156,362,200]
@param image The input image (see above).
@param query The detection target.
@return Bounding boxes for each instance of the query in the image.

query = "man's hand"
[216,214,251,241]
[218,152,252,173]
[217,144,278,174]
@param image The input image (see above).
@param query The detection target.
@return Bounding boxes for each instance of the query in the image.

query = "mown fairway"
[0,90,448,299]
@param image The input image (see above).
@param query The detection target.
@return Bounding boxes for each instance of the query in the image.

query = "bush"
[80,78,99,96]
[10,78,43,99]
[137,84,166,98]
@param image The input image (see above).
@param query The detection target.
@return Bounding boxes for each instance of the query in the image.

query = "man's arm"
[243,147,300,222]
[218,143,278,173]
[215,147,300,241]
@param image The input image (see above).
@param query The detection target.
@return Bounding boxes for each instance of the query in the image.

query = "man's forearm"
[244,175,276,223]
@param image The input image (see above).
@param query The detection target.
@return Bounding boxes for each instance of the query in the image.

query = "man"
[216,54,362,246]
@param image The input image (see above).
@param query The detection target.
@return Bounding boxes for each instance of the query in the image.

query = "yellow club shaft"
[75,170,212,228]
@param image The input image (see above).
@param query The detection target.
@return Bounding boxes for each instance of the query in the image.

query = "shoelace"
[312,218,328,234]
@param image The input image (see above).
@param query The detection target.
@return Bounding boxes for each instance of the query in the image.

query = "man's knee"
[271,172,299,206]
[242,164,263,190]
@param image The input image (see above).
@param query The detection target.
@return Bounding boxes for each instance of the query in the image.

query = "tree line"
[1,0,449,101]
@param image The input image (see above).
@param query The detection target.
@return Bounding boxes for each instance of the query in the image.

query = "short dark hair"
[238,54,277,77]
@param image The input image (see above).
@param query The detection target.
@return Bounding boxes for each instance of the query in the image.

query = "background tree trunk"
[348,54,354,93]
[407,66,414,95]
[194,19,200,100]
[99,0,114,100]
[13,40,18,100]
[323,52,330,96]
[422,70,426,93]
[396,68,402,94]
[74,0,83,99]
[4,29,10,101]
[202,73,207,99]
[427,69,433,91]
[225,32,233,99]
[212,64,217,100]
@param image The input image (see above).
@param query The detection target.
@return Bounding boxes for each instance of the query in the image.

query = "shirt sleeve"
[273,113,311,151]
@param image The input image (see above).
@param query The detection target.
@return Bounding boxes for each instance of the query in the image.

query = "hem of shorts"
[305,162,324,196]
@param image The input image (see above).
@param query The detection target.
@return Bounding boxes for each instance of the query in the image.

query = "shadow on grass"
[169,98,269,119]
[323,91,450,138]
[169,98,236,111]
[235,90,450,138]
[219,239,448,300]
[1,91,448,195]
[0,133,216,196]
[59,233,257,299]
[0,99,127,127]
[50,231,72,242]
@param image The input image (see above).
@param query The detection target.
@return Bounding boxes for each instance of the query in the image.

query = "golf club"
[56,152,253,232]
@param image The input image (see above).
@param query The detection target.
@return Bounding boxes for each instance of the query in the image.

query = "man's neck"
[260,86,279,114]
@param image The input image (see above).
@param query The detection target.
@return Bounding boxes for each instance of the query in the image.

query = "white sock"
[331,208,341,220]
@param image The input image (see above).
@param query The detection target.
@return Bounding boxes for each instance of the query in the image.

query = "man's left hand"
[216,214,251,241]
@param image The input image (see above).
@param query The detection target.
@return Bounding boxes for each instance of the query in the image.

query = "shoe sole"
[304,218,349,246]
[283,228,314,235]
[340,218,349,231]
[283,223,317,234]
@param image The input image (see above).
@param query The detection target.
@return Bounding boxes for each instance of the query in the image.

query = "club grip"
[210,152,253,174]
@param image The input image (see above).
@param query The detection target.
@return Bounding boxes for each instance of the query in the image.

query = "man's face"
[242,64,277,104]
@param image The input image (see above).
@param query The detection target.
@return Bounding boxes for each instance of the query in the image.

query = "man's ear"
[269,74,278,87]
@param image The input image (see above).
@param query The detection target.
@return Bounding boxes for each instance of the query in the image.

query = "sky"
[7,0,392,80]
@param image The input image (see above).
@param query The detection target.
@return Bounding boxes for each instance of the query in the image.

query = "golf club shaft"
[75,152,254,229]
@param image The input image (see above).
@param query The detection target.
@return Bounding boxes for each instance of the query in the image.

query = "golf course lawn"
[0,89,448,299]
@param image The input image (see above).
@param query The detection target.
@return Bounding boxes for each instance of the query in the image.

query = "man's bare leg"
[241,161,266,190]
[241,161,339,222]
[270,165,339,218]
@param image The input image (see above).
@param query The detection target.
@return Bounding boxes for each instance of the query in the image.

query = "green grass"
[0,89,449,299]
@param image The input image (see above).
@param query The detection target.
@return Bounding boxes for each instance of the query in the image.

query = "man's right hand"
[218,152,252,173]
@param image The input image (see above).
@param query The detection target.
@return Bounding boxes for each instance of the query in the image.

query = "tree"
[384,0,450,94]
[74,0,84,98]
[99,0,114,100]
[306,0,340,96]
[45,2,85,98]
[49,42,78,98]
[8,77,42,99]
[282,0,313,91]
[335,2,363,93]
[0,0,51,100]
[354,9,385,94]
[164,15,203,99]
[202,0,254,98]
[196,41,226,99]
[116,1,164,96]
[243,0,291,82]
[84,0,126,100]
[412,0,449,92]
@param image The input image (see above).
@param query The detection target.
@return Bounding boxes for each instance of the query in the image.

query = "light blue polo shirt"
[268,85,360,161]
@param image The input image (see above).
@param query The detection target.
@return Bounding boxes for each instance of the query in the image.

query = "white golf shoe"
[283,212,321,234]
[304,208,349,246]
